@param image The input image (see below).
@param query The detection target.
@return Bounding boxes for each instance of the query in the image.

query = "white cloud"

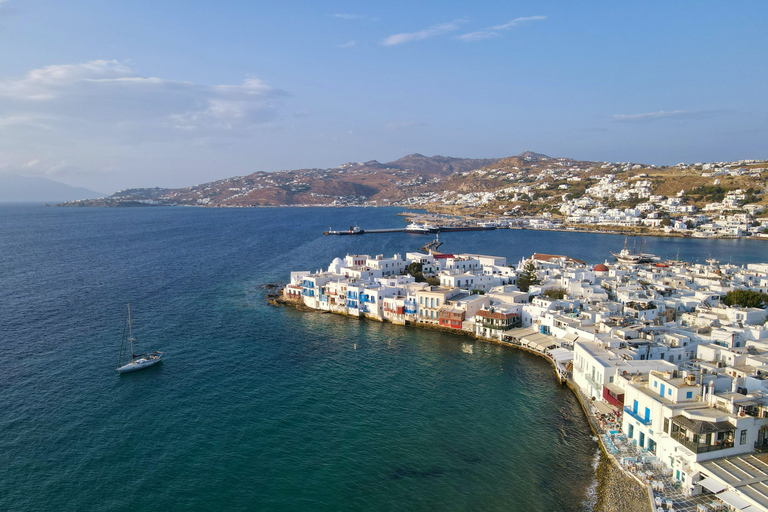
[334,14,362,20]
[0,114,53,130]
[457,15,546,42]
[384,121,424,131]
[338,40,356,48]
[0,60,287,135]
[381,20,466,46]
[333,13,378,21]
[610,110,704,122]
[23,159,39,168]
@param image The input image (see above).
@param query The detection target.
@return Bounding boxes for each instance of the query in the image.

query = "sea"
[2,204,766,512]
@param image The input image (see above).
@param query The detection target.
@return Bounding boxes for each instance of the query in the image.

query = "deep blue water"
[1,204,765,512]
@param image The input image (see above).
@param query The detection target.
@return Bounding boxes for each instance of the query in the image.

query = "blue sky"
[0,0,766,192]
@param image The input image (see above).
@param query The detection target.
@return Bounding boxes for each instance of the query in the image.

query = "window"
[654,381,658,388]
[686,392,692,399]
[668,389,672,396]
[741,430,748,445]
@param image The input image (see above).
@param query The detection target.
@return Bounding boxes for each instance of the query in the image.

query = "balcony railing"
[479,321,514,331]
[624,406,652,426]
[671,432,734,454]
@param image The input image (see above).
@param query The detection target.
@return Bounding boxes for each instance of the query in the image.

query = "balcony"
[478,321,514,331]
[624,406,652,426]
[671,432,734,454]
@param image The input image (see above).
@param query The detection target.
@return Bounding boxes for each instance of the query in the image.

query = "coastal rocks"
[594,455,651,512]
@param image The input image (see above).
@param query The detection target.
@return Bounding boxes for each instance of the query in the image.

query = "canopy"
[562,333,579,343]
[698,477,726,494]
[549,348,573,363]
[717,490,752,511]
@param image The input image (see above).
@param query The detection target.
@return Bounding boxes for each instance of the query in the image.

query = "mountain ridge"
[0,174,105,202]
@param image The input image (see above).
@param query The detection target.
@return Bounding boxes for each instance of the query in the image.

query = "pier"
[363,228,406,233]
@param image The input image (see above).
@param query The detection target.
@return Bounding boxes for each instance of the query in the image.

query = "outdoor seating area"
[579,387,739,512]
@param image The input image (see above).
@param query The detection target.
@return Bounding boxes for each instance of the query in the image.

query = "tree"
[722,290,768,308]
[661,217,672,227]
[406,262,425,282]
[517,259,541,292]
[542,288,566,300]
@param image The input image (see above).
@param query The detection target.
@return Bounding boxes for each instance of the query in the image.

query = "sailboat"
[117,303,162,374]
[611,236,658,264]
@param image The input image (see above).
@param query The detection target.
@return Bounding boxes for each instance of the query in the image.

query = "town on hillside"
[281,248,768,511]
[59,153,768,240]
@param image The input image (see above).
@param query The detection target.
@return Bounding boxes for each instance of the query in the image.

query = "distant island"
[0,175,105,203]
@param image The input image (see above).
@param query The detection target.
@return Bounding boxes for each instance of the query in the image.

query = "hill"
[0,175,105,203]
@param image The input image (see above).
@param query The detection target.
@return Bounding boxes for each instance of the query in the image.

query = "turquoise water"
[2,205,765,511]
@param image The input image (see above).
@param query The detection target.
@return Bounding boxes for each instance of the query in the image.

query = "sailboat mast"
[127,302,135,361]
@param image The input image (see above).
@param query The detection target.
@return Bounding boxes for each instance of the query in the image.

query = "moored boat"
[405,222,438,234]
[611,236,658,264]
[117,303,162,374]
[324,225,364,235]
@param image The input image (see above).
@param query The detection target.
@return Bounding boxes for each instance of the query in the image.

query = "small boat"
[117,303,162,374]
[324,225,364,235]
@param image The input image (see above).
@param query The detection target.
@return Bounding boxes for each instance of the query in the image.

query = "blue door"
[660,383,665,397]
[645,407,651,422]
[639,432,645,447]
[633,400,638,414]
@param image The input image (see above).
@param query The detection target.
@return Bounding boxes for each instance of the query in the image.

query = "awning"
[562,333,579,343]
[594,400,616,416]
[717,490,752,511]
[698,477,726,494]
[603,382,624,395]
[549,348,573,363]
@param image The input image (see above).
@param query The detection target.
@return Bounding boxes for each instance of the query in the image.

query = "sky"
[0,0,766,193]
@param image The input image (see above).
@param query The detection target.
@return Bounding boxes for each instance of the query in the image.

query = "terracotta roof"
[594,263,609,272]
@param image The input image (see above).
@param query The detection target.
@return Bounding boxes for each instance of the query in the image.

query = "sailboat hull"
[117,356,162,374]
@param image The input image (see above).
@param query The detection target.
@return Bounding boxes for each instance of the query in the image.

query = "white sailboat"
[117,303,162,374]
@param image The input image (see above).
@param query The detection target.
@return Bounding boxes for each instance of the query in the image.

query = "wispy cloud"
[457,15,546,42]
[610,110,709,122]
[381,20,466,46]
[384,121,425,131]
[338,40,356,48]
[0,60,287,133]
[333,13,378,21]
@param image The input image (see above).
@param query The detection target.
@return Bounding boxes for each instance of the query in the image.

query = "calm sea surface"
[2,205,766,512]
